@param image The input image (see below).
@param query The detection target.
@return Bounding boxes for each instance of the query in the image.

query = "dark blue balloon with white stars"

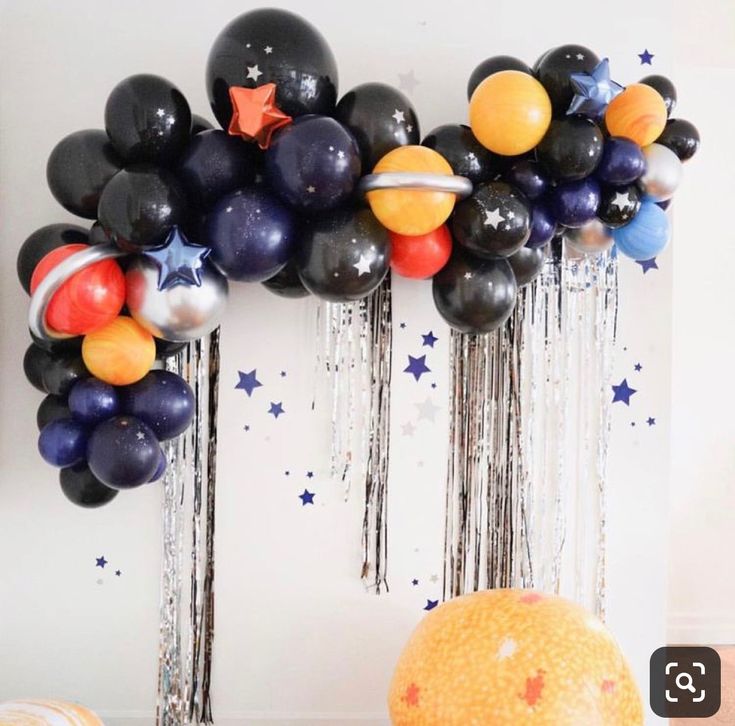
[207,187,296,282]
[264,115,361,213]
[595,137,647,186]
[527,201,557,248]
[38,418,88,468]
[551,177,601,227]
[121,370,195,440]
[149,447,167,482]
[68,378,120,425]
[505,159,549,201]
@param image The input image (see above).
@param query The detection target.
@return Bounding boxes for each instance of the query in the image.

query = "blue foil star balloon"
[144,226,212,290]
[567,58,623,119]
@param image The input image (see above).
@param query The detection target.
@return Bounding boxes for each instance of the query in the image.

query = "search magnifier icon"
[676,672,696,692]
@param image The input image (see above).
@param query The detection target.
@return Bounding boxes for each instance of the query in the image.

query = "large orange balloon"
[605,84,667,147]
[389,589,642,726]
[82,316,155,386]
[390,225,452,279]
[30,244,125,336]
[367,146,456,236]
[469,71,552,156]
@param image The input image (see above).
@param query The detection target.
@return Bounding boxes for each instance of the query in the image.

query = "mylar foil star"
[567,58,623,118]
[144,226,211,291]
[228,83,292,149]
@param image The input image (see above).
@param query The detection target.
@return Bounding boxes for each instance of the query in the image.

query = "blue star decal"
[636,257,658,274]
[268,401,285,418]
[567,58,623,118]
[299,489,315,505]
[412,578,419,586]
[422,331,438,348]
[612,379,637,405]
[306,471,314,478]
[638,48,654,65]
[144,226,211,291]
[235,369,262,397]
[634,363,642,372]
[647,416,656,426]
[96,556,108,569]
[404,355,431,382]
[424,599,439,611]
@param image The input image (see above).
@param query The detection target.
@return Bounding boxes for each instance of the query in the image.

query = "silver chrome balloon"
[28,242,126,341]
[358,172,473,197]
[564,220,614,256]
[638,143,682,202]
[126,256,228,342]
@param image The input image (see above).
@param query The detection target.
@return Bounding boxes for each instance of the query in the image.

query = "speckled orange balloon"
[366,146,456,235]
[82,316,155,386]
[469,71,552,156]
[605,84,667,147]
[388,589,642,726]
[0,700,103,725]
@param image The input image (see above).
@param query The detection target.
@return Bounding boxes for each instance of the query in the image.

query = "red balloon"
[30,243,125,335]
[390,225,453,279]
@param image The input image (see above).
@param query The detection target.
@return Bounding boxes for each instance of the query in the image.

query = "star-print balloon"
[143,227,212,291]
[567,58,623,119]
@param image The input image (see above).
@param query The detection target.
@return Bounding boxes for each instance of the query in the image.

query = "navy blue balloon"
[149,447,167,482]
[207,187,296,282]
[121,370,194,440]
[551,178,601,228]
[505,160,549,201]
[68,378,120,425]
[527,201,557,248]
[595,137,646,185]
[264,115,361,213]
[87,415,160,489]
[612,200,670,260]
[38,418,88,468]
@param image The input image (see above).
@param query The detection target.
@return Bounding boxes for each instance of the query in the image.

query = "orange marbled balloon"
[469,71,552,156]
[366,146,456,235]
[388,589,643,726]
[82,316,155,386]
[0,700,103,725]
[605,84,667,147]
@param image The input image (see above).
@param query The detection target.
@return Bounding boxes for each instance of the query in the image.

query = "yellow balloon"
[389,589,643,726]
[605,83,667,147]
[82,316,155,386]
[366,146,456,236]
[469,70,552,156]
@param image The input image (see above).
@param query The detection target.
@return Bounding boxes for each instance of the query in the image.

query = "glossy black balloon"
[656,118,700,161]
[60,463,118,508]
[155,338,188,360]
[262,259,310,299]
[191,115,214,134]
[297,207,390,302]
[24,343,54,392]
[88,221,111,246]
[98,165,188,251]
[422,124,502,185]
[37,395,71,430]
[536,117,604,180]
[46,129,123,219]
[105,74,191,164]
[432,248,517,334]
[29,329,82,355]
[597,184,641,228]
[177,129,259,207]
[17,223,88,294]
[467,55,532,100]
[508,244,546,286]
[533,45,600,115]
[504,159,549,200]
[41,353,89,397]
[452,181,531,259]
[206,8,339,128]
[640,74,677,117]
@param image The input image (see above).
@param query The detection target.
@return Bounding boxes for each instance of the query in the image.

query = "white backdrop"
[0,0,731,724]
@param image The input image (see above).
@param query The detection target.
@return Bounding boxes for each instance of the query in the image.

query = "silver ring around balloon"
[358,172,473,197]
[28,242,126,341]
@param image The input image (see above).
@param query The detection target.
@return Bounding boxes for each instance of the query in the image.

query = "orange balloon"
[605,84,667,147]
[389,589,642,726]
[82,316,155,386]
[0,700,103,725]
[469,71,552,156]
[390,225,452,279]
[367,146,456,236]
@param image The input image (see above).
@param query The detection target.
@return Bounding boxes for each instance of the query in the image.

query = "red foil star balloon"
[227,83,292,149]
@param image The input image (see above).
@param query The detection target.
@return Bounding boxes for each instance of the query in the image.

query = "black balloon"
[29,329,82,355]
[191,114,214,134]
[262,259,310,299]
[432,248,517,334]
[422,124,502,185]
[504,159,549,200]
[46,129,123,219]
[533,45,600,115]
[335,82,419,171]
[88,221,111,246]
[640,74,677,117]
[41,353,89,397]
[467,55,532,100]
[60,463,118,508]
[98,165,188,251]
[656,118,700,161]
[17,223,89,294]
[37,395,71,430]
[508,244,546,286]
[24,343,53,392]
[297,207,390,302]
[597,184,641,228]
[155,338,188,360]
[206,8,339,128]
[452,181,531,258]
[104,74,191,164]
[536,117,604,181]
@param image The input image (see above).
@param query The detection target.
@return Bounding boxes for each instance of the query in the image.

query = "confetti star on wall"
[416,397,440,422]
[421,331,438,348]
[235,369,262,397]
[299,489,315,505]
[404,355,431,381]
[306,471,314,478]
[634,363,642,372]
[638,49,655,65]
[647,417,656,426]
[398,70,419,94]
[424,599,439,611]
[412,578,419,586]
[400,322,407,329]
[268,401,285,418]
[95,556,108,569]
[115,570,122,577]
[401,421,416,436]
[636,258,658,274]
[611,379,637,405]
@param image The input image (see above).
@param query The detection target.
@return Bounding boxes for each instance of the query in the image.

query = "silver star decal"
[155,108,165,118]
[246,64,263,81]
[406,124,413,133]
[484,208,505,228]
[415,397,440,422]
[306,185,316,194]
[136,432,145,441]
[392,109,405,124]
[611,191,630,209]
[353,254,372,276]
[464,272,473,280]
[337,150,345,159]
[397,69,420,94]
[507,211,515,220]
[401,421,416,436]
[576,53,585,60]
[264,46,273,54]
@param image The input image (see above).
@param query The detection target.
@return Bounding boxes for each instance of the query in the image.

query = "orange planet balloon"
[469,71,552,156]
[367,146,456,236]
[0,700,103,725]
[389,589,642,726]
[605,84,667,147]
[82,316,155,386]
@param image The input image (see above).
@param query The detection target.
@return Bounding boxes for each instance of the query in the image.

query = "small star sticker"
[156,108,165,118]
[392,109,405,124]
[404,355,431,381]
[397,69,419,94]
[424,599,439,611]
[429,574,439,583]
[280,371,286,377]
[306,471,314,478]
[264,45,273,54]
[636,258,658,274]
[299,489,315,505]
[611,191,631,209]
[611,379,637,405]
[115,570,122,577]
[415,397,440,422]
[244,425,250,432]
[96,556,108,569]
[422,331,438,348]
[576,53,585,60]
[144,227,211,291]
[268,402,285,418]
[402,421,416,436]
[136,431,145,441]
[284,470,290,476]
[228,84,292,149]
[400,322,407,329]
[484,208,505,228]
[638,49,654,65]
[634,363,642,372]
[647,417,656,426]
[236,369,262,397]
[246,64,263,81]
[306,185,316,193]
[337,150,345,159]
[411,578,419,586]
[464,272,473,280]
[353,254,372,276]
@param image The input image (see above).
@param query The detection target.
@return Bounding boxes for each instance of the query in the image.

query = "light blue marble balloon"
[612,200,670,261]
